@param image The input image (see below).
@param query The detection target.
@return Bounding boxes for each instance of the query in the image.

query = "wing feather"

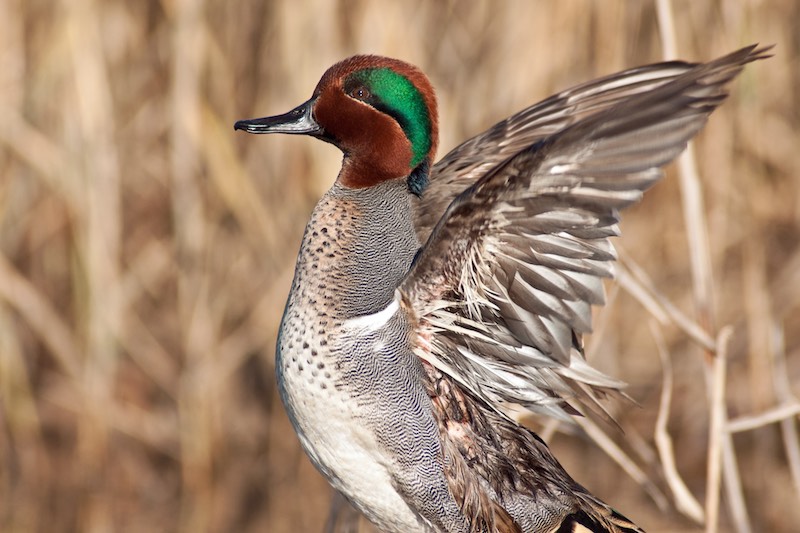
[401,45,770,421]
[415,58,722,241]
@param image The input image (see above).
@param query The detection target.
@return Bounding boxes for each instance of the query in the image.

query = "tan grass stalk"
[0,112,79,209]
[574,417,669,511]
[651,321,705,524]
[170,0,215,531]
[67,1,123,529]
[0,252,81,378]
[617,256,716,352]
[726,401,800,434]
[705,327,733,533]
[117,241,179,394]
[41,381,179,457]
[656,2,751,531]
[770,324,800,497]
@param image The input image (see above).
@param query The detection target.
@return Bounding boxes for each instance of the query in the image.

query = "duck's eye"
[350,86,370,100]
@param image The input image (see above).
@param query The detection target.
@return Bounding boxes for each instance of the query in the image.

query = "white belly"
[277,349,429,533]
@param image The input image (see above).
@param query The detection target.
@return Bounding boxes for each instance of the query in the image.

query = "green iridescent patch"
[349,67,432,168]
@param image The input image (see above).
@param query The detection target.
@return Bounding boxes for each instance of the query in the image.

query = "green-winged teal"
[235,45,769,533]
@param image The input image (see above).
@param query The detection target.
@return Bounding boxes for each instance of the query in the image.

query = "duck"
[234,44,769,533]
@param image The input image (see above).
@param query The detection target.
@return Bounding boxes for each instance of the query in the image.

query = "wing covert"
[414,58,703,241]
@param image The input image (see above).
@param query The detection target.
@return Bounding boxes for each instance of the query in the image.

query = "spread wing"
[414,59,703,241]
[400,45,769,421]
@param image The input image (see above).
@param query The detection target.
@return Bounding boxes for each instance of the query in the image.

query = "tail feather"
[553,507,643,533]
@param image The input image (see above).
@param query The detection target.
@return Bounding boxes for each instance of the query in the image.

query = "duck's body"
[278,180,444,531]
[236,46,769,532]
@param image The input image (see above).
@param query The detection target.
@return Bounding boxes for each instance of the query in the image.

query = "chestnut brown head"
[235,55,439,195]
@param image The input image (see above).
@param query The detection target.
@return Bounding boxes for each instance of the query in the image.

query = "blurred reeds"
[1,1,798,532]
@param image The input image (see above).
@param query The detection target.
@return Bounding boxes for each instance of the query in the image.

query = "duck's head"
[235,55,438,195]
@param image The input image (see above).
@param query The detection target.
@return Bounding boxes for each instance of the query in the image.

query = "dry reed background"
[0,0,798,532]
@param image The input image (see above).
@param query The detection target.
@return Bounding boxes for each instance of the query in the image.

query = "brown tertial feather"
[424,359,522,533]
[421,358,645,533]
